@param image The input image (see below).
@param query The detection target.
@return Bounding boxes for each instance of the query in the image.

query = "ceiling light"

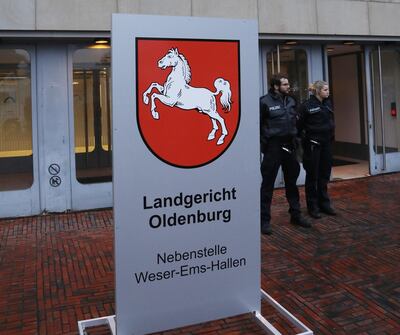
[88,44,111,49]
[95,39,109,45]
[285,41,297,45]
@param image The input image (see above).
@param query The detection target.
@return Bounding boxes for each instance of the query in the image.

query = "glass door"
[0,43,113,218]
[266,45,310,104]
[0,46,40,217]
[68,44,112,210]
[325,44,370,180]
[366,45,400,174]
[261,43,311,186]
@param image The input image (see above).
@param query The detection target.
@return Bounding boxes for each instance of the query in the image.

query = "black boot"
[320,206,336,216]
[290,215,311,228]
[308,208,322,219]
[261,223,272,235]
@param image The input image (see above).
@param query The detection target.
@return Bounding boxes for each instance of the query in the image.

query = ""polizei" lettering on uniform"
[269,105,280,111]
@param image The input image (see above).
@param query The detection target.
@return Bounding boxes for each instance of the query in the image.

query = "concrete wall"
[1,0,400,36]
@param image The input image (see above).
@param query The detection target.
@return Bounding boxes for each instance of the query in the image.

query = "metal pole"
[106,70,112,153]
[277,45,281,73]
[93,70,102,168]
[271,51,275,75]
[377,45,386,170]
[370,50,378,156]
[255,289,314,335]
[83,71,89,168]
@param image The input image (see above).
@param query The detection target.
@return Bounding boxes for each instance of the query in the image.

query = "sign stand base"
[78,315,116,335]
[77,290,313,335]
[255,289,314,335]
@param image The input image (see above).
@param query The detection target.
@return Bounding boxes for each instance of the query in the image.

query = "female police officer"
[298,80,336,219]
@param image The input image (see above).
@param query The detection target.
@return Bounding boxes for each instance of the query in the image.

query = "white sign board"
[112,14,260,334]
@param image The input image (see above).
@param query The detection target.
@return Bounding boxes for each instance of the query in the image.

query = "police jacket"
[297,95,335,142]
[260,89,298,146]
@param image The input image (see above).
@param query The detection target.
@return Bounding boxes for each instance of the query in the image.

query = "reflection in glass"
[73,47,112,184]
[0,49,33,191]
[267,48,309,103]
[371,49,400,154]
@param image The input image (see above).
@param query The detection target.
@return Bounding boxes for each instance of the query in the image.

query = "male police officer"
[260,73,310,235]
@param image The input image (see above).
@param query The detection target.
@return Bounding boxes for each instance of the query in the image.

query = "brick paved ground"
[0,173,399,335]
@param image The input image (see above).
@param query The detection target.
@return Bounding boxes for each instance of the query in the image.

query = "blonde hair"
[308,80,328,95]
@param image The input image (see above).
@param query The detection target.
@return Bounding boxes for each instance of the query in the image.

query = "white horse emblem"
[143,48,232,145]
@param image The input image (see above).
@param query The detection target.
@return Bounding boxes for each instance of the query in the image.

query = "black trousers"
[302,139,332,211]
[260,139,301,226]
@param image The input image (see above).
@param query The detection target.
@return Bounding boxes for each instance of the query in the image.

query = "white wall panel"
[193,0,257,19]
[139,0,190,16]
[0,0,400,37]
[36,0,117,30]
[258,0,317,34]
[0,0,35,30]
[369,2,400,36]
[317,0,369,35]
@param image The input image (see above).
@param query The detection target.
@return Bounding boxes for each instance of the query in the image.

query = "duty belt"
[310,139,320,146]
[281,145,293,154]
[309,139,320,153]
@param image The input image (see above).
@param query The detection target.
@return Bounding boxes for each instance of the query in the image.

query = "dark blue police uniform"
[297,95,336,216]
[260,89,307,232]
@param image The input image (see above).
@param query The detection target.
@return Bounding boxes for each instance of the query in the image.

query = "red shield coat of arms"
[136,38,240,168]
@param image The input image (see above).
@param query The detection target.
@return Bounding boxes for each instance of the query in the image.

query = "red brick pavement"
[0,173,399,334]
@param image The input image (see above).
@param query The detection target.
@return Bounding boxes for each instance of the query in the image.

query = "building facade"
[1,0,400,217]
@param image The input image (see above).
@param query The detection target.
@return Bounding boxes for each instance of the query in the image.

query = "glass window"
[0,49,33,191]
[267,47,309,103]
[371,48,400,154]
[73,46,111,184]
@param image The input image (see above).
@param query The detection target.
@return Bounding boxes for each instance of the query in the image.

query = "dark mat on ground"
[332,158,359,166]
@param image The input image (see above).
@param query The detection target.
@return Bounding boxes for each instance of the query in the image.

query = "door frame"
[324,44,370,173]
[365,45,400,175]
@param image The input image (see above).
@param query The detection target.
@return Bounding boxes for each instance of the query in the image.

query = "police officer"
[260,73,310,235]
[297,80,336,218]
